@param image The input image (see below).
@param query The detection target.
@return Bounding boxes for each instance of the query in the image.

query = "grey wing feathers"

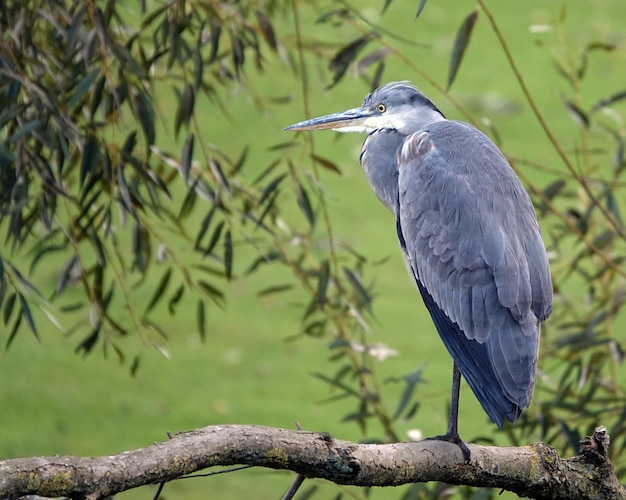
[397,120,552,416]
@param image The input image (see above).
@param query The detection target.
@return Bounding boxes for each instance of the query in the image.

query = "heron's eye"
[377,103,386,113]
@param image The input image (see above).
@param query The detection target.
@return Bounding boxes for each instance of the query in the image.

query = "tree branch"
[0,425,623,499]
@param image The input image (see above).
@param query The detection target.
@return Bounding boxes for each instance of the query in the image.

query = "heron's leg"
[424,363,471,463]
[446,363,462,437]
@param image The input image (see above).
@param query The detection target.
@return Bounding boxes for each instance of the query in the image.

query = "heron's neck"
[397,108,446,135]
[360,129,405,214]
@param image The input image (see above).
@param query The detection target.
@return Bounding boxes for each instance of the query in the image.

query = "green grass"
[2,1,626,498]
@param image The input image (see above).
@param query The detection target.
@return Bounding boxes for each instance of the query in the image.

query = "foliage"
[1,0,625,498]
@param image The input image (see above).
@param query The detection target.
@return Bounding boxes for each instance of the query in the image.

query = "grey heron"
[285,82,552,460]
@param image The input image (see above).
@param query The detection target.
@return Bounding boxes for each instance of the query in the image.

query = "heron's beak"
[284,107,374,133]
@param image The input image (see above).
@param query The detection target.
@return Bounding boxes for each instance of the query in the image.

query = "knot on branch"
[578,426,611,466]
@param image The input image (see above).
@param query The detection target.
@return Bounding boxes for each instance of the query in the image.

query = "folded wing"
[396,121,552,427]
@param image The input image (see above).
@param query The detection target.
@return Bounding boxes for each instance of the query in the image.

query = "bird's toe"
[423,433,471,463]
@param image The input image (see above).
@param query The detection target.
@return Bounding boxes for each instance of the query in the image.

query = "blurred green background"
[2,1,626,498]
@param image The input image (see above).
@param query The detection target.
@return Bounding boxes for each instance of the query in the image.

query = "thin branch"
[0,424,623,500]
[282,474,306,500]
[477,0,626,242]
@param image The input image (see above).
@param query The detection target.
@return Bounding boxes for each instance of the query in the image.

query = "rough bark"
[0,425,623,499]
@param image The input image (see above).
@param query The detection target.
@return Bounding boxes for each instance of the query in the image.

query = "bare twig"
[283,421,308,500]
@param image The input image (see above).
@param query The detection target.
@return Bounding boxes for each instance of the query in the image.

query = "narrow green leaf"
[134,91,155,145]
[371,60,385,91]
[3,293,16,325]
[93,6,109,50]
[317,260,330,309]
[302,296,320,321]
[75,325,101,356]
[6,119,41,143]
[190,265,226,280]
[303,319,327,337]
[579,42,617,80]
[355,48,393,77]
[223,229,233,281]
[0,142,16,162]
[175,83,195,136]
[257,284,294,297]
[194,206,217,250]
[7,263,45,300]
[60,302,84,313]
[252,159,280,185]
[447,9,479,90]
[18,294,38,340]
[245,251,281,275]
[117,165,133,211]
[145,267,172,315]
[259,174,287,205]
[255,10,277,51]
[327,33,378,89]
[390,368,425,420]
[130,355,140,377]
[230,33,244,73]
[79,169,106,208]
[311,154,342,175]
[132,220,147,272]
[93,263,104,304]
[230,147,248,176]
[592,230,615,249]
[5,308,22,350]
[75,188,103,233]
[208,25,221,64]
[177,177,198,221]
[193,42,204,91]
[101,149,112,183]
[89,229,106,268]
[315,9,351,25]
[296,181,315,227]
[197,299,206,340]
[198,280,225,305]
[122,130,137,157]
[255,190,279,231]
[102,281,115,311]
[562,96,589,128]
[312,372,360,398]
[182,132,194,182]
[68,69,100,109]
[606,189,623,226]
[543,179,566,201]
[0,270,6,310]
[591,89,626,113]
[79,135,100,189]
[143,318,168,342]
[209,158,231,194]
[342,407,373,425]
[28,244,65,275]
[343,267,372,313]
[168,284,185,315]
[90,75,106,116]
[204,220,225,257]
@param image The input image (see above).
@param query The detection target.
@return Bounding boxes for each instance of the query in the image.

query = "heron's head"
[284,81,445,135]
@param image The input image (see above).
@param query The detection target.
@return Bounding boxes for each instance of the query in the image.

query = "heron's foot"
[424,433,471,463]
